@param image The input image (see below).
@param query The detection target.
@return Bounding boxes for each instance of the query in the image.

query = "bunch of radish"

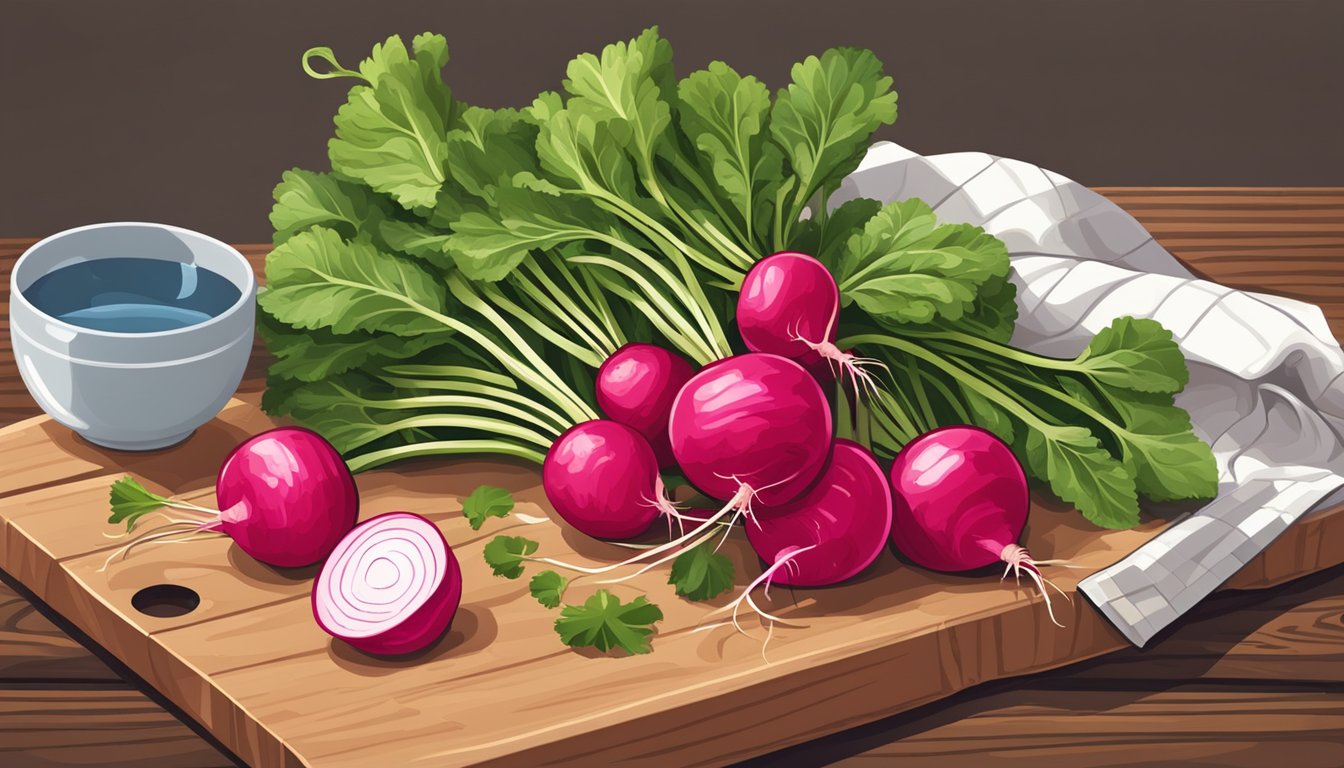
[542,252,1067,635]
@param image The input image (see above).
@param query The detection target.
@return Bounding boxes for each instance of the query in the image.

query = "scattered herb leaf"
[482,535,539,579]
[529,570,569,608]
[554,590,664,655]
[462,485,514,530]
[668,546,735,601]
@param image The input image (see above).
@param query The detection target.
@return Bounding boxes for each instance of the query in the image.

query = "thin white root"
[787,327,891,403]
[512,512,549,525]
[711,544,818,641]
[103,514,211,539]
[999,543,1072,628]
[98,522,223,572]
[534,483,754,577]
[594,528,720,585]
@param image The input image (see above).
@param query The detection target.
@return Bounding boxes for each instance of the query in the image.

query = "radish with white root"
[543,420,670,539]
[519,353,835,588]
[746,439,893,587]
[736,252,886,396]
[106,427,358,568]
[669,353,833,513]
[595,343,696,467]
[313,512,461,656]
[888,425,1073,626]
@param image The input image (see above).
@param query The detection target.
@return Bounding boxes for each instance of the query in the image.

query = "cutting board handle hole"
[131,584,200,618]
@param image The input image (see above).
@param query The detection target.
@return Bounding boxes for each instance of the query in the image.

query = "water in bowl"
[24,257,242,333]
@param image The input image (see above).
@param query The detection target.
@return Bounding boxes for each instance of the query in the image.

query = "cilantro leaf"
[259,227,448,336]
[554,590,664,655]
[1075,317,1189,394]
[835,199,1011,326]
[769,46,898,238]
[107,476,171,532]
[463,485,514,530]
[529,570,569,609]
[668,546,735,601]
[328,34,457,209]
[483,535,539,579]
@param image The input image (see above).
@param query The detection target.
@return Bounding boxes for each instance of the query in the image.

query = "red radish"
[543,420,668,539]
[888,425,1069,625]
[313,512,461,656]
[105,427,358,569]
[738,252,838,362]
[736,252,886,398]
[212,427,360,566]
[595,343,696,467]
[530,355,834,588]
[747,440,893,587]
[669,353,832,512]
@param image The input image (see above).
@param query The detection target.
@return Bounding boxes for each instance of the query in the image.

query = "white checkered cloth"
[834,142,1344,647]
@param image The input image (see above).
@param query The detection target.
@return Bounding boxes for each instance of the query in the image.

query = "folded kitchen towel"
[834,142,1344,646]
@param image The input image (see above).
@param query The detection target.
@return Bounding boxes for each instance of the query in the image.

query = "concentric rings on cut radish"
[312,512,461,656]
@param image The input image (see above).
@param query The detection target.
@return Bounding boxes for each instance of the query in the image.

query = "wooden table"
[2,188,1342,767]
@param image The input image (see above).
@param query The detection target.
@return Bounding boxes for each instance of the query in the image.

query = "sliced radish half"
[312,512,461,656]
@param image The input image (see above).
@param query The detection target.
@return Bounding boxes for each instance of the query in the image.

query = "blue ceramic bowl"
[9,223,256,450]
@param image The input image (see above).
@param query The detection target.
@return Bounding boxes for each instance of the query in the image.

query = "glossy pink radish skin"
[215,427,359,567]
[595,343,696,467]
[312,512,461,656]
[669,353,832,509]
[888,426,1029,572]
[543,420,664,540]
[737,252,839,366]
[747,440,893,586]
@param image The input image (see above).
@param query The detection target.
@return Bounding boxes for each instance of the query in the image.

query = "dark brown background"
[2,0,1341,243]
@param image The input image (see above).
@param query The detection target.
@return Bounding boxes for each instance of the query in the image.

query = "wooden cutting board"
[1,396,1342,768]
[3,188,1344,767]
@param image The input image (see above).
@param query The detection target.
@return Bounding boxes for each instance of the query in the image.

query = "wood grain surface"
[1,188,1342,767]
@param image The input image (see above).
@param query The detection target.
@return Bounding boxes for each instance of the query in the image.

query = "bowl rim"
[10,221,257,340]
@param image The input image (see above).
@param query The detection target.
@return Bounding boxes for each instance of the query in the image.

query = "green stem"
[378,375,572,435]
[521,260,621,352]
[348,440,549,473]
[382,364,515,389]
[445,273,597,423]
[479,282,606,367]
[902,329,1081,373]
[572,255,718,364]
[586,186,743,284]
[901,357,938,428]
[664,152,756,256]
[644,161,755,270]
[376,394,566,439]
[584,271,712,365]
[587,231,729,358]
[841,334,1059,435]
[917,369,972,424]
